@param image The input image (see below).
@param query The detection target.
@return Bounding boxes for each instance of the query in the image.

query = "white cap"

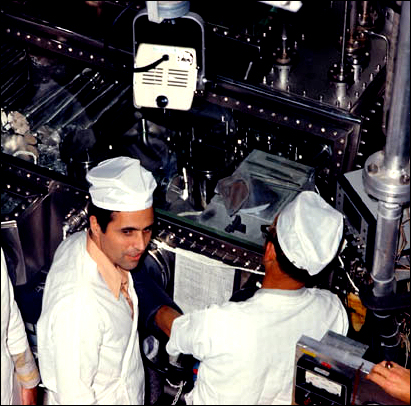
[277,191,343,275]
[86,156,157,211]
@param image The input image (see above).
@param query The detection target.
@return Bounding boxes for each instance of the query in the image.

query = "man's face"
[91,208,154,271]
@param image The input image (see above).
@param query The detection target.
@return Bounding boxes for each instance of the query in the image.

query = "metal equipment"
[1,0,410,402]
[292,331,408,405]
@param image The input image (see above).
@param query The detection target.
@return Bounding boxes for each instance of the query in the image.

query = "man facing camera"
[37,156,180,405]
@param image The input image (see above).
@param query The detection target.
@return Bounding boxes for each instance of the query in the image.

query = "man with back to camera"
[164,191,349,405]
[37,156,181,405]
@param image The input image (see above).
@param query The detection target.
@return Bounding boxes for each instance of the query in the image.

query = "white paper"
[306,370,342,396]
[173,248,236,314]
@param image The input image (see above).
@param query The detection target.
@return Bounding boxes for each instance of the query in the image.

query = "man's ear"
[89,215,101,235]
[264,240,276,263]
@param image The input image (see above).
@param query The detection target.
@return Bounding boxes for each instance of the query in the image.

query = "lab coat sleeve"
[51,289,103,404]
[5,266,29,357]
[166,309,213,361]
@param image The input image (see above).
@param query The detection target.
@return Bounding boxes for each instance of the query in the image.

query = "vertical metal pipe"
[371,202,402,296]
[364,1,410,363]
[349,1,358,42]
[384,0,410,173]
[339,1,349,80]
[360,1,370,26]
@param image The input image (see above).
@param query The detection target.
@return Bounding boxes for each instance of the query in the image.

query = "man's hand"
[366,361,410,404]
[154,305,182,337]
[20,386,38,405]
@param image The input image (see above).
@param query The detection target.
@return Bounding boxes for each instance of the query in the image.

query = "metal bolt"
[368,163,378,174]
[400,174,410,185]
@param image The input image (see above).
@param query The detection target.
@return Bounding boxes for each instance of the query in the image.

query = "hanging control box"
[133,43,197,111]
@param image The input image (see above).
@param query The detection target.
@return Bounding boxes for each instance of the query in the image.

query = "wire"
[165,379,186,405]
[346,271,360,293]
[133,54,170,72]
[103,1,136,57]
[397,207,410,259]
[339,255,360,293]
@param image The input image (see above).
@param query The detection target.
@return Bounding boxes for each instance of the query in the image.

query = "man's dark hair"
[264,223,311,284]
[88,202,116,233]
[271,233,311,284]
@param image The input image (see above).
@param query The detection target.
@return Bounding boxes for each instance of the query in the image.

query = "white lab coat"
[1,248,29,405]
[37,231,145,405]
[167,288,349,405]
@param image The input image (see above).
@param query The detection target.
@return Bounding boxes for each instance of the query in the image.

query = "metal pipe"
[32,72,101,131]
[85,85,131,128]
[373,312,401,362]
[384,0,410,174]
[24,69,90,118]
[371,202,402,296]
[57,82,116,130]
[339,1,349,81]
[363,1,410,362]
[349,1,358,43]
[360,1,370,27]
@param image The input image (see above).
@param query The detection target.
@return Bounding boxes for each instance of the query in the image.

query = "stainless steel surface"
[363,151,410,203]
[362,1,410,300]
[293,331,407,405]
[384,1,410,174]
[371,201,402,296]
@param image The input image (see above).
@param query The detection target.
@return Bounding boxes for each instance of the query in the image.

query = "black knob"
[156,95,169,108]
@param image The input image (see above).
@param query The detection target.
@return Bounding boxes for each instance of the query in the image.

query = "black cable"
[103,1,137,59]
[133,54,169,72]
